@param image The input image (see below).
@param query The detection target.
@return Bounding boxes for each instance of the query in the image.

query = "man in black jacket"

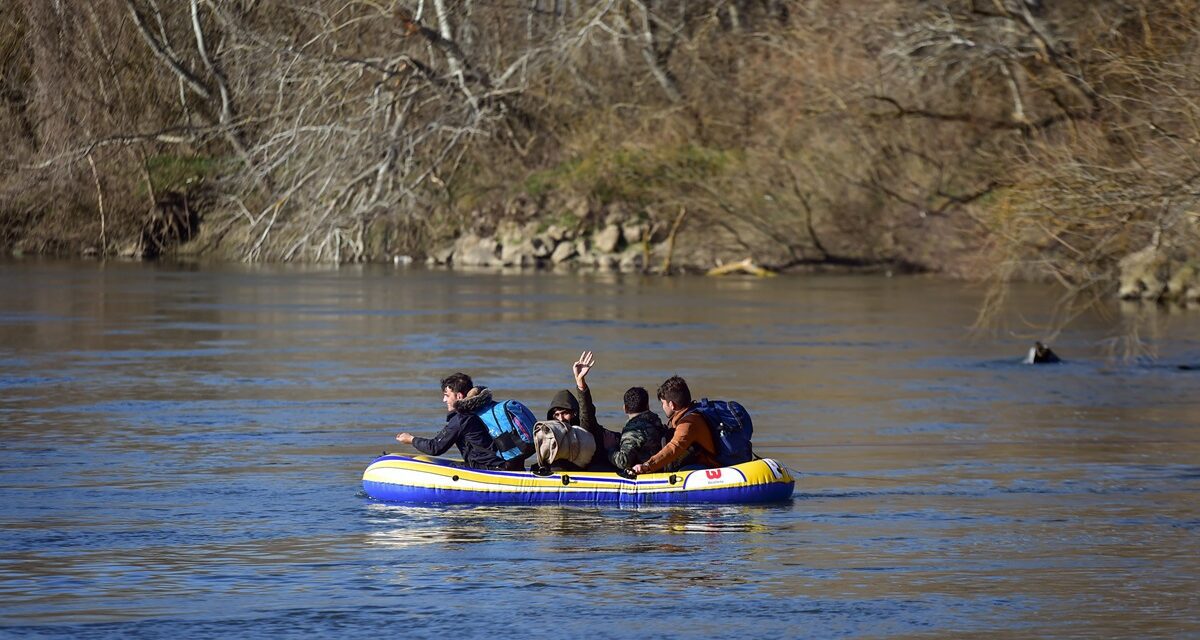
[546,388,580,425]
[395,372,509,470]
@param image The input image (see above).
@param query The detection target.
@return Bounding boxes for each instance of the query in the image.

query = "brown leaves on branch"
[0,0,1197,313]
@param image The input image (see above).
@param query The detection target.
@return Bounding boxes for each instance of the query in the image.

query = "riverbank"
[7,195,1200,310]
[3,2,1199,302]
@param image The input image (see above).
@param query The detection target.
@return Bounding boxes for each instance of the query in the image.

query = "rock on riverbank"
[1118,240,1200,304]
[425,206,667,273]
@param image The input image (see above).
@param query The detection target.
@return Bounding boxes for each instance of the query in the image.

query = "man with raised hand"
[570,351,620,470]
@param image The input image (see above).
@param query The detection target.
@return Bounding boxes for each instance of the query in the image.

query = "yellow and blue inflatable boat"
[362,454,795,504]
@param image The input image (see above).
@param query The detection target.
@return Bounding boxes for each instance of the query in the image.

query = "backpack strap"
[488,402,533,457]
[680,403,700,421]
[674,402,718,460]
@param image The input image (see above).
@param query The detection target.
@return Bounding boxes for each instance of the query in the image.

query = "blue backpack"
[691,398,754,466]
[476,399,537,461]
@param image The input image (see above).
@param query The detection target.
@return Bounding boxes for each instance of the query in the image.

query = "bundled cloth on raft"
[532,419,595,469]
[362,453,795,505]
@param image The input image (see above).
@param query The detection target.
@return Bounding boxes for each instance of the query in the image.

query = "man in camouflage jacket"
[570,351,666,472]
[608,386,666,472]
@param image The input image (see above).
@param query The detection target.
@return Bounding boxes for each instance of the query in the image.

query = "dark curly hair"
[623,386,650,414]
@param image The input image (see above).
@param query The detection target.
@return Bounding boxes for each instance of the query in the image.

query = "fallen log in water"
[706,258,775,278]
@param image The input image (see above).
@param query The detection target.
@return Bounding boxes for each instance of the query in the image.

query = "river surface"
[1,260,1198,638]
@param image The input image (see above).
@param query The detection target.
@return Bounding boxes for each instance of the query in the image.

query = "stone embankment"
[1117,236,1200,305]
[425,210,674,273]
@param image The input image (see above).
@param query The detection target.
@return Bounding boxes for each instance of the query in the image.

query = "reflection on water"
[364,504,775,551]
[1,260,1198,638]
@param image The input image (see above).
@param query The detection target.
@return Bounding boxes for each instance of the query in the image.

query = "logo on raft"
[682,466,747,490]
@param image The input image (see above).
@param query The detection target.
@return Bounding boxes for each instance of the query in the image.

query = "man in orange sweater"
[631,375,719,475]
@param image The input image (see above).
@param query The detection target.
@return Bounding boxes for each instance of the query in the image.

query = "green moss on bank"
[144,155,222,195]
[524,144,734,204]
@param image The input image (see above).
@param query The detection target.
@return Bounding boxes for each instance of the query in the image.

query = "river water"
[0,260,1197,638]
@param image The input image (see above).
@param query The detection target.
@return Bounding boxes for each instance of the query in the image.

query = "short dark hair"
[623,387,649,414]
[440,372,473,395]
[656,375,691,407]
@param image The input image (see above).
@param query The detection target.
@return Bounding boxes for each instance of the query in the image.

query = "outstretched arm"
[397,421,463,456]
[574,351,597,426]
[573,350,608,447]
[577,384,600,436]
[634,418,698,474]
[610,428,649,471]
[572,350,595,390]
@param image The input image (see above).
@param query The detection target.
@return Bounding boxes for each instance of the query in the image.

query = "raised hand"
[572,350,595,390]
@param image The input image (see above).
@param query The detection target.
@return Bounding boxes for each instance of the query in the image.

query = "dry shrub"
[981,2,1200,291]
[1,0,194,255]
[1,0,1197,302]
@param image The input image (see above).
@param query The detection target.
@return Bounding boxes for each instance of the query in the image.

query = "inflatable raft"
[362,454,795,505]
